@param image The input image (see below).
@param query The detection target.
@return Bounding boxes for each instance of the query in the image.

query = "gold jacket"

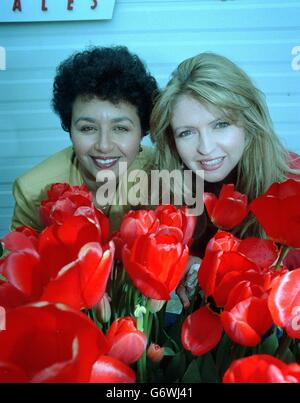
[11,146,155,234]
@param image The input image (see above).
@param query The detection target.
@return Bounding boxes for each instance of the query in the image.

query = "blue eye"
[177,129,194,138]
[215,121,230,129]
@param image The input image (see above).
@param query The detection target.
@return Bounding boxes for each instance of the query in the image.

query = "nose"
[196,131,216,155]
[94,131,114,153]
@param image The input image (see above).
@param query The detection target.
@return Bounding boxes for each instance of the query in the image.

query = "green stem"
[275,332,292,360]
[135,304,147,383]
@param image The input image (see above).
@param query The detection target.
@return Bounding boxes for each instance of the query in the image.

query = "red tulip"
[221,296,273,346]
[154,205,196,245]
[106,317,147,365]
[39,183,109,243]
[223,354,300,383]
[123,228,189,300]
[0,303,136,383]
[187,232,285,354]
[268,268,300,338]
[198,231,241,297]
[1,228,38,252]
[204,184,248,229]
[0,303,108,382]
[40,241,114,310]
[89,356,135,383]
[250,179,300,248]
[0,231,45,299]
[0,216,114,311]
[38,215,103,279]
[205,230,240,254]
[181,306,223,355]
[147,343,164,363]
[39,183,92,227]
[119,210,159,248]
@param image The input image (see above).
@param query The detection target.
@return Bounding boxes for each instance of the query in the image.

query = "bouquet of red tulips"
[0,180,300,383]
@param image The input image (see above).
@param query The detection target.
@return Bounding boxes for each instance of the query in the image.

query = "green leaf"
[164,347,176,356]
[197,353,220,383]
[182,359,201,383]
[165,351,186,382]
[216,333,232,377]
[281,348,296,364]
[258,331,279,355]
[0,242,3,257]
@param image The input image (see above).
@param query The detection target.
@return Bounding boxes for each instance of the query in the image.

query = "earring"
[139,144,143,153]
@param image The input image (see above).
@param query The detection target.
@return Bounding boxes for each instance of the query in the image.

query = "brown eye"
[114,126,129,132]
[80,126,96,133]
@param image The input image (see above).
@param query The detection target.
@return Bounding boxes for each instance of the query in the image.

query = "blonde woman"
[150,52,300,306]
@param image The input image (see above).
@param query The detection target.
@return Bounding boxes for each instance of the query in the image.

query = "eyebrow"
[74,116,135,125]
[173,118,224,131]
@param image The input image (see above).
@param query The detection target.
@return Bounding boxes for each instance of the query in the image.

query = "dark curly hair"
[52,46,158,136]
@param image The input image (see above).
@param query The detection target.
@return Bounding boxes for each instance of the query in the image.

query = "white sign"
[0,0,116,23]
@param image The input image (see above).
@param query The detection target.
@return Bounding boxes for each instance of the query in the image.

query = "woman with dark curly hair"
[11,46,158,233]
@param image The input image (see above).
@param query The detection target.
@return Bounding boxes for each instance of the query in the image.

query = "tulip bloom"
[119,210,159,248]
[0,216,114,311]
[0,302,108,382]
[154,205,196,245]
[123,228,189,300]
[268,268,300,339]
[204,184,248,230]
[147,343,165,363]
[250,179,300,248]
[182,232,284,355]
[223,354,300,383]
[39,183,109,243]
[106,317,147,365]
[0,303,136,383]
[40,241,114,310]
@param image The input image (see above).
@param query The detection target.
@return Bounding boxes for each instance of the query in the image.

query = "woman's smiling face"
[171,94,246,183]
[71,97,142,184]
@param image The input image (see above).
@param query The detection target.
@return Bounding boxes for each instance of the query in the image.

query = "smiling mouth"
[199,157,225,170]
[91,156,120,169]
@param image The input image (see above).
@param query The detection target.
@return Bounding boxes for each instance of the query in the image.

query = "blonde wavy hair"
[150,52,299,237]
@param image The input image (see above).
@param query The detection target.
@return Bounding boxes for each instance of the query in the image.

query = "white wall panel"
[0,0,299,236]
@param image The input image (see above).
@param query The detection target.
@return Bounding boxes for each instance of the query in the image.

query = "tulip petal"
[221,297,273,346]
[107,330,147,365]
[238,237,278,268]
[89,355,136,383]
[223,354,300,383]
[181,306,223,355]
[268,268,300,338]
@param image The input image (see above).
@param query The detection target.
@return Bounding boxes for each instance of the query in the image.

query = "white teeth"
[95,158,118,164]
[200,157,224,167]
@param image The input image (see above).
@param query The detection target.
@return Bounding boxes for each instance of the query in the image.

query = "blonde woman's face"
[171,94,245,183]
